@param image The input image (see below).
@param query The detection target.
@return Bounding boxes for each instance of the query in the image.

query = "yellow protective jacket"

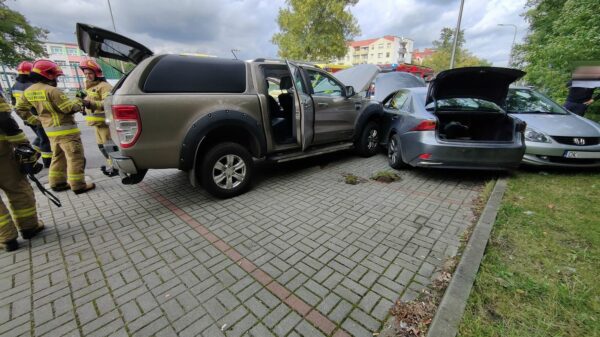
[84,80,112,127]
[15,83,83,138]
[0,95,30,157]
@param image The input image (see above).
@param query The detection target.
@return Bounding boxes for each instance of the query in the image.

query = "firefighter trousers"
[48,134,87,191]
[95,126,112,166]
[0,154,39,243]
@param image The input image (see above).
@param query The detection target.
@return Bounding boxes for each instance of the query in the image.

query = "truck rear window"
[142,55,246,93]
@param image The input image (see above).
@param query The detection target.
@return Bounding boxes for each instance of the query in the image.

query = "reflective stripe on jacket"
[15,83,83,137]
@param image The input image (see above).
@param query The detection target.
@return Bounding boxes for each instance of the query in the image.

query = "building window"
[51,47,64,54]
[67,48,79,56]
[354,47,360,52]
[387,43,391,48]
[371,46,374,50]
[386,52,390,57]
[378,53,383,58]
[55,60,67,66]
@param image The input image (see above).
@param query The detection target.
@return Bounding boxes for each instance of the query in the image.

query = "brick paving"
[0,153,485,337]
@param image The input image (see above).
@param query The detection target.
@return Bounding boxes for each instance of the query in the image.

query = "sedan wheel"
[388,134,408,169]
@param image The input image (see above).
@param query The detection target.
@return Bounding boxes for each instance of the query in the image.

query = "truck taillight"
[112,105,141,148]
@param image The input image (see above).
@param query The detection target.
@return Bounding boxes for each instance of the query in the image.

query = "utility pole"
[498,23,517,67]
[107,0,126,73]
[449,0,465,69]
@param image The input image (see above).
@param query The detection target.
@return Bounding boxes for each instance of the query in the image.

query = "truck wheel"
[388,134,409,169]
[356,121,380,157]
[200,142,254,198]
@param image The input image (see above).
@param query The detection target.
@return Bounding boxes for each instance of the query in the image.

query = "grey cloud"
[7,0,528,65]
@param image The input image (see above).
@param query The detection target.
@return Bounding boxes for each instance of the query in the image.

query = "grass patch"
[371,170,402,183]
[458,171,600,337]
[342,173,365,185]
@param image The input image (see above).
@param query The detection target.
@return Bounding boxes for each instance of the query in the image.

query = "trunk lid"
[76,23,153,65]
[426,67,525,107]
[333,64,380,93]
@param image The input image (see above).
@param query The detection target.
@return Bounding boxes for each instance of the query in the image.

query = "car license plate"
[563,151,600,159]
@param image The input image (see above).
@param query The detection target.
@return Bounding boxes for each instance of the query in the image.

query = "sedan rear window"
[142,55,246,93]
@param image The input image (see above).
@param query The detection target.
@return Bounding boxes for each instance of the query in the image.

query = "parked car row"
[76,23,600,199]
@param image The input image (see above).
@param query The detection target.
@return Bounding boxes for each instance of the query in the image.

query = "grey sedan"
[381,67,527,170]
[506,87,600,167]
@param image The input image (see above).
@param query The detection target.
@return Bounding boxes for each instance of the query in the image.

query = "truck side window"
[305,69,343,97]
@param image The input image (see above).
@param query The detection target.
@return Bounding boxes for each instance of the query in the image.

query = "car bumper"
[522,141,600,167]
[399,131,525,170]
[104,141,148,184]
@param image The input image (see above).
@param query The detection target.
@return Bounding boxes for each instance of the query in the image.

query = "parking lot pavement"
[0,153,486,337]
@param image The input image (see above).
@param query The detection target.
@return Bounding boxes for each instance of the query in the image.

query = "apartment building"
[335,35,414,66]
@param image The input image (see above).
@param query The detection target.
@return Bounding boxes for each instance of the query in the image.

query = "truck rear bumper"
[105,141,147,184]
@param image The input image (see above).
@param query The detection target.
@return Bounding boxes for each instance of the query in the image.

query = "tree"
[422,27,490,73]
[272,0,360,61]
[0,0,47,68]
[516,0,600,104]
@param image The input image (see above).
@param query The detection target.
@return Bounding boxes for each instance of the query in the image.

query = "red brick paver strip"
[140,183,349,336]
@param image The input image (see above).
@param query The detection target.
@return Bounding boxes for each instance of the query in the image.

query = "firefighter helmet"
[31,60,64,81]
[17,61,33,75]
[79,59,104,78]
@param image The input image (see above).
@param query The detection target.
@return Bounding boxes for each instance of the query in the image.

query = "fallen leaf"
[547,204,556,209]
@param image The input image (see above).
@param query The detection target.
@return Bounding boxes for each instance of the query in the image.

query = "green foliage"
[422,27,491,73]
[0,0,47,67]
[370,170,401,183]
[459,172,600,336]
[516,0,600,103]
[272,0,360,61]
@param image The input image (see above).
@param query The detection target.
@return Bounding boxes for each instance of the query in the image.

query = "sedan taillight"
[112,105,141,148]
[411,120,436,131]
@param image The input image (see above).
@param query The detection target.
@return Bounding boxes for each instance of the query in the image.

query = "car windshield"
[425,97,501,111]
[505,88,568,114]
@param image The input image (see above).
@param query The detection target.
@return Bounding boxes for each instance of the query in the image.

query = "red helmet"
[32,60,64,81]
[17,61,33,75]
[79,59,103,77]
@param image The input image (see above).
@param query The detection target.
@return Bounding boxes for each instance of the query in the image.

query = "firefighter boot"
[21,224,45,240]
[1,239,19,252]
[73,183,96,195]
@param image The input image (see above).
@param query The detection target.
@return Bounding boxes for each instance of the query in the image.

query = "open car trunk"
[436,111,515,142]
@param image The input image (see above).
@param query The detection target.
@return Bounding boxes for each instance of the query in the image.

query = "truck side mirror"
[345,86,355,97]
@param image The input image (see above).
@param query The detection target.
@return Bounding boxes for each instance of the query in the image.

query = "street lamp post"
[449,0,465,69]
[498,23,517,67]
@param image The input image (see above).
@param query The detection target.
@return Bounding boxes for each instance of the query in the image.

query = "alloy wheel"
[212,154,246,190]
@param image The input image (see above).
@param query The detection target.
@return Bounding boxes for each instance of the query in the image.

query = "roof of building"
[348,35,397,47]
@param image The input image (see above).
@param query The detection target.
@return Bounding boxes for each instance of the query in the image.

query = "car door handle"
[317,102,328,107]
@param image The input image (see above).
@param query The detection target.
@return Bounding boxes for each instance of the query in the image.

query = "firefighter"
[15,59,95,194]
[11,61,53,167]
[0,91,45,252]
[79,59,118,176]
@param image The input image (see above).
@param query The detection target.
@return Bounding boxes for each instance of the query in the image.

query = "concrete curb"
[426,178,508,337]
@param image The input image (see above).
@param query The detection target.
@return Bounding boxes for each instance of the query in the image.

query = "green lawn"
[458,171,600,337]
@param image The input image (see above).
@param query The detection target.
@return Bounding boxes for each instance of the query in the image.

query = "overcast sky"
[7,0,529,66]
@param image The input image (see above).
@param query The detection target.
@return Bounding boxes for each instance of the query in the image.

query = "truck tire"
[200,142,254,198]
[388,133,409,169]
[356,121,380,157]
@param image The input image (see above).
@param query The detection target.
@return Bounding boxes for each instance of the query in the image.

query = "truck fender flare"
[178,110,267,171]
[353,102,384,142]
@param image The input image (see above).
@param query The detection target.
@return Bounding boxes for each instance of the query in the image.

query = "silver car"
[506,87,600,167]
[380,67,527,170]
